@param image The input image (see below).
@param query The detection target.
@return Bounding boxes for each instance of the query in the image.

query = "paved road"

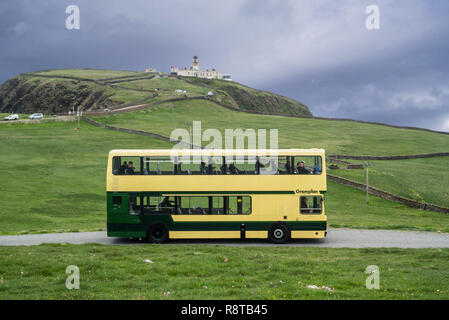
[1,229,449,248]
[0,116,74,125]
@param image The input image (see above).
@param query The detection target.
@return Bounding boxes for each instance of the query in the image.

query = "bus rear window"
[300,196,322,214]
[113,156,141,175]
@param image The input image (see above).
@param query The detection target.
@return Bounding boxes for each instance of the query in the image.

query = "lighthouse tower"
[192,56,200,71]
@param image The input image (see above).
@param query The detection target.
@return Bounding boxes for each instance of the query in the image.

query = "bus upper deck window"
[292,156,322,175]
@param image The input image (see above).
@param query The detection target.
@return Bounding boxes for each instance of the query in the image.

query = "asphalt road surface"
[1,229,449,248]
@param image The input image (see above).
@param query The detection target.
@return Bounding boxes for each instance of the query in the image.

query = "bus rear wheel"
[268,223,290,244]
[147,224,169,243]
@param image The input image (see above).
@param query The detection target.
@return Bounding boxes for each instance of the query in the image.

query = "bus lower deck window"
[300,196,322,214]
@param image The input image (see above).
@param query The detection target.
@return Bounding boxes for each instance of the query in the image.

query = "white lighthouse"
[192,56,200,71]
[170,56,232,81]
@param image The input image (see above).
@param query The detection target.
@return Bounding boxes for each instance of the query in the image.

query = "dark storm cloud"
[1,0,448,131]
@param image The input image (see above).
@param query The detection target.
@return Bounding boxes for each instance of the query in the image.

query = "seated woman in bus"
[296,161,311,174]
[300,197,312,213]
[118,161,128,175]
[283,160,291,174]
[125,161,135,175]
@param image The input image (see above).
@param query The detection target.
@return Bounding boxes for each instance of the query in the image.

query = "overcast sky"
[1,0,449,131]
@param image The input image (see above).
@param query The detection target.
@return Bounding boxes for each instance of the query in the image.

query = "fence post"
[366,162,369,203]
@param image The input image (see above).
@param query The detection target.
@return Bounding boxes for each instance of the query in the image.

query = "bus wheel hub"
[274,229,284,238]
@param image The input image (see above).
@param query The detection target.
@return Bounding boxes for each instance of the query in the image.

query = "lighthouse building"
[170,56,232,81]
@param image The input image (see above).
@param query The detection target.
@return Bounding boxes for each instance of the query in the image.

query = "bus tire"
[268,223,290,244]
[147,223,169,243]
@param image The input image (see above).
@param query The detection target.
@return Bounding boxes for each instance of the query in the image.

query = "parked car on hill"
[29,113,43,120]
[4,114,19,121]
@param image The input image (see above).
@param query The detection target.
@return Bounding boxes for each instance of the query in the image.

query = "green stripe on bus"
[108,191,296,195]
[107,220,327,232]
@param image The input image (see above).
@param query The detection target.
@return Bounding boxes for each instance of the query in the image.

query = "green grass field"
[0,121,172,235]
[90,99,449,156]
[32,69,144,80]
[1,120,449,235]
[330,157,449,208]
[119,77,210,96]
[0,244,448,299]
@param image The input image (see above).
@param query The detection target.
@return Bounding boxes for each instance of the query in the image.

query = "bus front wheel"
[147,224,169,243]
[268,223,291,244]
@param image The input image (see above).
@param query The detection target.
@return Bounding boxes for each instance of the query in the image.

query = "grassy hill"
[90,99,449,156]
[0,68,312,117]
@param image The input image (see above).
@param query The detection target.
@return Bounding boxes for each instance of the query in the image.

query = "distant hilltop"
[170,56,232,81]
[0,68,311,117]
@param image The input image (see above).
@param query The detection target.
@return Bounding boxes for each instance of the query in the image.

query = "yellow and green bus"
[106,149,327,243]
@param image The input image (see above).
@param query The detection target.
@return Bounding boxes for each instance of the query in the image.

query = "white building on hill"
[144,67,157,73]
[170,56,232,81]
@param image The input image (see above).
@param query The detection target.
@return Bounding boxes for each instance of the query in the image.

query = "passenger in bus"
[207,163,216,174]
[229,163,240,174]
[296,161,311,174]
[255,161,265,173]
[125,161,135,175]
[300,197,311,213]
[118,161,128,175]
[312,166,322,174]
[220,163,228,174]
[194,206,206,214]
[129,195,139,215]
[159,196,173,209]
[284,160,291,173]
[200,162,207,174]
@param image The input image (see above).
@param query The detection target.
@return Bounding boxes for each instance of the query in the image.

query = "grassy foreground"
[0,244,448,299]
[1,120,449,235]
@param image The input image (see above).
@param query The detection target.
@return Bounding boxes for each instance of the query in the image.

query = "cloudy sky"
[1,0,449,131]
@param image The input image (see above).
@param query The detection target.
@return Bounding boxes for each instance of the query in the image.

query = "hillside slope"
[0,76,120,114]
[0,69,312,117]
[90,99,449,156]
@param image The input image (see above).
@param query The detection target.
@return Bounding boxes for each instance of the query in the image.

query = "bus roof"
[108,149,325,157]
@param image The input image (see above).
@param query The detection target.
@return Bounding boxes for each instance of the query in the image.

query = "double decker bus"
[106,149,327,243]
